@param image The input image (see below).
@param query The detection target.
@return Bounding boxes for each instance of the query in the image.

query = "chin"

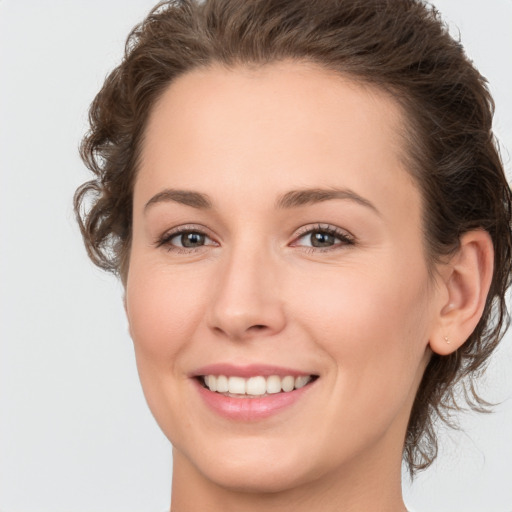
[177,435,322,494]
[201,458,314,494]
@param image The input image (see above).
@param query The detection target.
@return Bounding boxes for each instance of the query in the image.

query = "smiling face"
[125,61,439,497]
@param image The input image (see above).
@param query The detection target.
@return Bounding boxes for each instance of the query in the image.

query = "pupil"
[182,232,204,247]
[311,231,334,247]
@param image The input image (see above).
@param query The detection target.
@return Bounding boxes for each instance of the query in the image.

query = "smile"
[201,374,316,397]
[192,365,319,421]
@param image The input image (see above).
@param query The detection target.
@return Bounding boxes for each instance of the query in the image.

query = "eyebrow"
[144,189,213,212]
[275,187,380,215]
[144,187,379,215]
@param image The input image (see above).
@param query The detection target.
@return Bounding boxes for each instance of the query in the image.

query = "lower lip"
[193,378,315,421]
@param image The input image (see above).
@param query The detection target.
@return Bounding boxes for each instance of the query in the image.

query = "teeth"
[246,376,266,395]
[228,376,246,394]
[202,374,314,396]
[216,375,229,393]
[294,375,310,389]
[266,375,282,394]
[281,375,295,392]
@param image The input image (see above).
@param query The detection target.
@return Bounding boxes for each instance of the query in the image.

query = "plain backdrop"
[0,1,511,511]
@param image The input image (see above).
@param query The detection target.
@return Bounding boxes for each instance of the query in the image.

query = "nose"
[207,244,287,341]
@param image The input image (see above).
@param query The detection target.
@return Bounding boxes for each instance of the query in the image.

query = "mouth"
[191,364,319,420]
[197,374,319,398]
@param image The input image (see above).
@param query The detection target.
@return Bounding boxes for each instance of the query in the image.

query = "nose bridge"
[208,235,286,340]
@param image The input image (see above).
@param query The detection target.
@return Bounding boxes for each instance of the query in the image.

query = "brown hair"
[75,0,512,474]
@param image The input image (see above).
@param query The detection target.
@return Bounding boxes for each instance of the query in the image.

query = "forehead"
[136,60,420,224]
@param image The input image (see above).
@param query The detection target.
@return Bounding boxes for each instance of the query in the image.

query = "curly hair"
[75,0,512,474]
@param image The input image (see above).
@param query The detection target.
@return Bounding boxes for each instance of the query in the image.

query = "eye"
[171,231,207,248]
[156,226,218,253]
[293,224,355,251]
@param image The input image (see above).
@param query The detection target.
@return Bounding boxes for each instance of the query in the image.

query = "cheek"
[281,259,432,464]
[124,258,216,439]
[125,259,211,369]
[291,256,432,402]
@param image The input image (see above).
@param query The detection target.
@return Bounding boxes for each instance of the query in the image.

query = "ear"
[429,230,494,356]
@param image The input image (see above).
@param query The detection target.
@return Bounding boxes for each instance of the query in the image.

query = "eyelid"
[291,223,355,249]
[155,224,218,250]
[155,222,355,253]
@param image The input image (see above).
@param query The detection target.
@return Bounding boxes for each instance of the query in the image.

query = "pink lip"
[193,378,316,421]
[191,363,313,378]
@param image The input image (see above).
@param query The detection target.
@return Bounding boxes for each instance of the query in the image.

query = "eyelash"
[293,224,355,253]
[156,225,216,254]
[156,223,355,254]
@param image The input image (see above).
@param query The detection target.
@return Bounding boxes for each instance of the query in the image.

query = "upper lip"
[190,363,316,378]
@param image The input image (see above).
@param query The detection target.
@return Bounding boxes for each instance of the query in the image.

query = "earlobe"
[429,230,494,356]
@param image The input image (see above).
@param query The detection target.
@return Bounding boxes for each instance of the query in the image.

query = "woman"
[75,0,512,510]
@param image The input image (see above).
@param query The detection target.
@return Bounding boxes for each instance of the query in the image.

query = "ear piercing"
[443,335,450,344]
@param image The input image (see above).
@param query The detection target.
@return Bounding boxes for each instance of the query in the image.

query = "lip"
[190,363,318,422]
[193,377,316,421]
[191,363,314,378]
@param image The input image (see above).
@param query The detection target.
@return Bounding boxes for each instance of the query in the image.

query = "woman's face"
[126,61,439,492]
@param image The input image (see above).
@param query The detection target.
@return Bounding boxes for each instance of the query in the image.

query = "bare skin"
[124,61,493,512]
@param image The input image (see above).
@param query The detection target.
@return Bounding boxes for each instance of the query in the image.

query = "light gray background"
[0,1,511,511]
